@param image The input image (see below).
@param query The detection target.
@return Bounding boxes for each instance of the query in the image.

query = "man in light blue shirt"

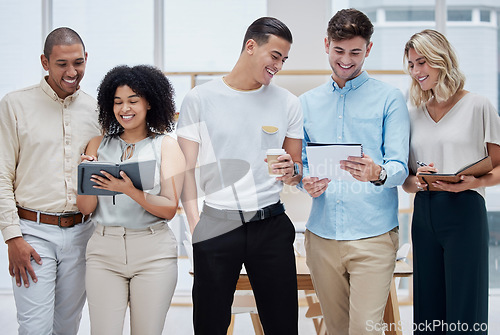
[300,9,409,334]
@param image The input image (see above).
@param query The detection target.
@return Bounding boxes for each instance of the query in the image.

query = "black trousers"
[412,190,489,334]
[192,212,298,335]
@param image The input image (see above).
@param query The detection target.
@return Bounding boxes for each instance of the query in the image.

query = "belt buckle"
[256,208,265,220]
[58,213,75,228]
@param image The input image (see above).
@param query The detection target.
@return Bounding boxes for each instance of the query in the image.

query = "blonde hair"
[403,29,465,107]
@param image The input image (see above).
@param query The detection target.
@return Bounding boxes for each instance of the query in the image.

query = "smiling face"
[407,47,439,92]
[325,36,372,88]
[41,43,87,99]
[113,85,150,132]
[248,34,291,87]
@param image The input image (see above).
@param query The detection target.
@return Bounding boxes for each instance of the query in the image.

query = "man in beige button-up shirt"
[0,27,100,334]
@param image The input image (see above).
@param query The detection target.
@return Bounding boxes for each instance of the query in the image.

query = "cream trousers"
[85,223,178,335]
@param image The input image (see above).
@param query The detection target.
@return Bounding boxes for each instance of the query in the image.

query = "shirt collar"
[40,76,80,103]
[330,71,370,92]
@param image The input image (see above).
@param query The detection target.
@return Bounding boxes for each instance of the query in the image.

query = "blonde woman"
[403,29,500,333]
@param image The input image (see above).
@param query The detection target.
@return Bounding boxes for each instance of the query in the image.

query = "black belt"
[202,202,285,223]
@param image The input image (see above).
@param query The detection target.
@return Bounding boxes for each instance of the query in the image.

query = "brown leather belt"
[17,207,89,228]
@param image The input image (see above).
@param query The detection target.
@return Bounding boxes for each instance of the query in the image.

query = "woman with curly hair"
[77,64,185,334]
[402,30,500,333]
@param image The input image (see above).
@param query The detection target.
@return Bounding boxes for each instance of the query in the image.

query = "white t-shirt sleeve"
[286,94,304,139]
[176,88,201,143]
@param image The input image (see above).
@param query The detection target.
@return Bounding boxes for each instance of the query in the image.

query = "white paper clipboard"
[306,143,363,181]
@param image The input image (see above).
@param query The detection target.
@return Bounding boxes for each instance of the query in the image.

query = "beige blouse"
[408,92,500,198]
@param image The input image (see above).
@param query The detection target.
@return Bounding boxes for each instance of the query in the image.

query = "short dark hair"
[43,27,85,59]
[97,65,176,136]
[241,17,293,52]
[327,8,373,44]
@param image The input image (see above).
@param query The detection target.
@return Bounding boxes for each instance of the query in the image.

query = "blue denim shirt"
[299,72,410,240]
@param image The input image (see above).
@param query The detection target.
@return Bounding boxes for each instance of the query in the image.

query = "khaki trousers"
[305,228,398,335]
[85,223,178,335]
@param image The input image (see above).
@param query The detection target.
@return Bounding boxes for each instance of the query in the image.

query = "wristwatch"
[371,166,387,186]
[292,162,300,177]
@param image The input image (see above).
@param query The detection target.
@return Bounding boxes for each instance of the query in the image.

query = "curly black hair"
[97,64,176,136]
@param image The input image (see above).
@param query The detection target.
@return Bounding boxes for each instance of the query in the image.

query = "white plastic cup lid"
[266,148,286,155]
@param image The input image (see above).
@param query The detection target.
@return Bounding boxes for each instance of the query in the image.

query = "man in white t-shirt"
[176,17,303,335]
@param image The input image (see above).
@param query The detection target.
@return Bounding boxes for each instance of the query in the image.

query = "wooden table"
[235,257,413,335]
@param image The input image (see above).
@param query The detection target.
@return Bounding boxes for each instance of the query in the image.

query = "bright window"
[448,9,472,21]
[52,0,155,97]
[385,9,434,21]
[0,1,42,98]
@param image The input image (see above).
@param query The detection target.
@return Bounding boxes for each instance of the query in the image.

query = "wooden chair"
[304,290,327,335]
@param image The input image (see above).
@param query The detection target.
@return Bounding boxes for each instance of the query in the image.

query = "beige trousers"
[85,223,178,335]
[305,228,398,335]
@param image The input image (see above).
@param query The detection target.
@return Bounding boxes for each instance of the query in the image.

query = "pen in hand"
[416,161,436,173]
[416,160,427,167]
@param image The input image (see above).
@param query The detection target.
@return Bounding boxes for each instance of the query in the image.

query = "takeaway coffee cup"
[267,148,286,176]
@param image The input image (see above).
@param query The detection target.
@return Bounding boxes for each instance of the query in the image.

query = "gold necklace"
[222,76,262,92]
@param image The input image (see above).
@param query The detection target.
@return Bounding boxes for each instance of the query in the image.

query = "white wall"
[267,0,332,96]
